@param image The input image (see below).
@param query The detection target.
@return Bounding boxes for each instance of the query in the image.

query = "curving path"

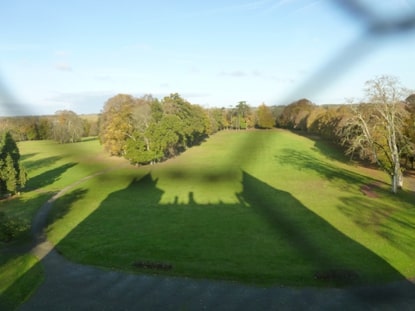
[19,172,415,310]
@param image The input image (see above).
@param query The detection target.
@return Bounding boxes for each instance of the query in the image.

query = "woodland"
[1,75,414,194]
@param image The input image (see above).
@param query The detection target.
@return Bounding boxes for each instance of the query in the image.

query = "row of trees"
[98,94,278,165]
[1,101,276,146]
[1,75,412,193]
[277,75,415,193]
[0,112,98,143]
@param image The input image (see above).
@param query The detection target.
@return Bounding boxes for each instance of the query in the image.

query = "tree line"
[276,75,415,193]
[98,93,276,165]
[1,75,413,193]
[0,112,99,143]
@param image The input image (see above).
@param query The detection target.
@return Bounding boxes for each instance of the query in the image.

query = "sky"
[1,0,415,116]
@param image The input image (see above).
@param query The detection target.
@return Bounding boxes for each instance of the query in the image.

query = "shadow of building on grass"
[4,170,415,310]
[53,171,410,287]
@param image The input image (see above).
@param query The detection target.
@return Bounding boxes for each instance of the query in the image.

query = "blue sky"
[1,0,415,116]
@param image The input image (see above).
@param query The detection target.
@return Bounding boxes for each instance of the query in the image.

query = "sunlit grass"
[2,130,414,305]
[0,137,125,309]
[44,130,415,286]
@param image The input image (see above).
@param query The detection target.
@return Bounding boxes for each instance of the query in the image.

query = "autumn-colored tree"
[52,110,84,144]
[278,98,316,130]
[256,103,274,129]
[340,76,410,193]
[99,94,136,156]
[404,94,415,149]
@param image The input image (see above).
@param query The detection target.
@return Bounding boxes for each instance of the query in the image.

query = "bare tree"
[52,110,84,144]
[341,75,410,194]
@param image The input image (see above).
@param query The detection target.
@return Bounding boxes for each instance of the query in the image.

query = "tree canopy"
[256,103,274,129]
[340,76,411,193]
[99,93,210,165]
[52,110,84,144]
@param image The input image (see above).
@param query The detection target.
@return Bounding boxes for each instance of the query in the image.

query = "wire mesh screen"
[0,0,414,185]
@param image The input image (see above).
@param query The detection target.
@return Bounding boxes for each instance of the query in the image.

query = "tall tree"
[99,94,136,156]
[162,93,207,147]
[52,110,84,144]
[124,96,158,164]
[0,132,27,196]
[235,101,250,129]
[256,103,274,129]
[278,98,316,130]
[404,94,415,148]
[340,75,410,193]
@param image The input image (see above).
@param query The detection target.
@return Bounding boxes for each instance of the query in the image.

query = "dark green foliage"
[0,211,30,242]
[106,93,209,165]
[0,132,27,196]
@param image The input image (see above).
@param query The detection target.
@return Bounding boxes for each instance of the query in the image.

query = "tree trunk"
[391,163,403,194]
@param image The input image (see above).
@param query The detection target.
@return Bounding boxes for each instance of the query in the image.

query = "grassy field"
[1,130,414,308]
[45,130,415,286]
[0,137,126,309]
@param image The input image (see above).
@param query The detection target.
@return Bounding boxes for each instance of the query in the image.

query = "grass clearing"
[1,130,414,306]
[43,130,415,286]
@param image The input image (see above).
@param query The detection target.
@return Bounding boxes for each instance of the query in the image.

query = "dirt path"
[19,172,415,310]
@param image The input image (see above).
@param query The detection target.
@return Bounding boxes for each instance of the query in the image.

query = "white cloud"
[55,62,72,72]
[219,70,247,77]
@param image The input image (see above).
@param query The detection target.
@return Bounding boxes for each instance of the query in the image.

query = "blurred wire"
[1,0,415,171]
[280,0,415,104]
[2,0,415,116]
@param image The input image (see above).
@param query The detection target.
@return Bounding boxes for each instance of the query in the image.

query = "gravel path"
[18,172,415,310]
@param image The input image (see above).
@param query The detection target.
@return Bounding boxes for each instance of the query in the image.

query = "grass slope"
[43,130,415,287]
[0,137,122,309]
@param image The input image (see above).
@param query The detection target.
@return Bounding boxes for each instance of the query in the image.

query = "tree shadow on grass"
[19,153,38,162]
[0,185,89,309]
[8,169,415,310]
[26,162,77,190]
[338,196,415,258]
[239,172,410,286]
[276,148,386,191]
[23,156,62,172]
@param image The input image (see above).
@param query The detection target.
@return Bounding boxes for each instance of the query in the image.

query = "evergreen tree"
[0,132,27,196]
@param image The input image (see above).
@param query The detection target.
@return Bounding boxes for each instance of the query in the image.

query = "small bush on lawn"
[0,211,30,243]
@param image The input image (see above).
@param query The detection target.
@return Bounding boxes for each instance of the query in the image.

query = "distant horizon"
[1,94,350,118]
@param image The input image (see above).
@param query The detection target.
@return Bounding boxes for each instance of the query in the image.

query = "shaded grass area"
[0,137,121,309]
[56,171,408,287]
[0,254,43,310]
[49,130,415,286]
[1,130,414,309]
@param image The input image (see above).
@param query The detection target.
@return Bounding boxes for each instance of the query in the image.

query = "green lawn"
[0,137,122,309]
[43,130,415,286]
[1,130,414,309]
[0,254,43,310]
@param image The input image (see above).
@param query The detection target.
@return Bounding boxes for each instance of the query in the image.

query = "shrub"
[0,212,30,243]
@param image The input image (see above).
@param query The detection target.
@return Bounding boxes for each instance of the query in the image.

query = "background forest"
[1,76,414,191]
